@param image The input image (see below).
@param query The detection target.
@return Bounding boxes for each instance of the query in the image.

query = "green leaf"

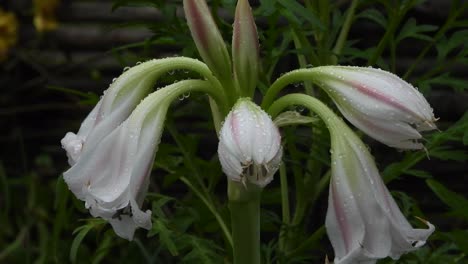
[181,236,224,263]
[70,225,94,263]
[276,0,324,29]
[273,111,319,127]
[419,73,468,92]
[426,179,468,219]
[463,129,468,145]
[395,18,437,43]
[403,169,432,178]
[54,175,68,209]
[430,147,468,161]
[358,8,387,28]
[148,219,179,256]
[436,30,468,62]
[438,230,468,255]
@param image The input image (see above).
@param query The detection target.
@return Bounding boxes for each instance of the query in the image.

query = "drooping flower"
[326,120,434,264]
[218,98,282,187]
[313,66,437,149]
[61,59,178,166]
[63,89,170,240]
[62,80,217,240]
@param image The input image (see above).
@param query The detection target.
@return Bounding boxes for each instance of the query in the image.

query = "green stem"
[368,0,419,66]
[228,180,261,264]
[278,163,290,252]
[291,29,316,95]
[287,132,306,227]
[181,177,233,247]
[286,226,326,258]
[367,12,399,66]
[267,93,342,137]
[331,0,358,64]
[150,56,230,119]
[403,2,467,79]
[262,69,321,109]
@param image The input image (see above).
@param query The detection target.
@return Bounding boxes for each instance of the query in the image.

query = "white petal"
[217,98,282,187]
[317,66,437,149]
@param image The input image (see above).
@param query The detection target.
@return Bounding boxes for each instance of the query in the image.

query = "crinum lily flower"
[326,115,435,264]
[218,98,282,187]
[314,66,437,149]
[63,80,218,240]
[61,57,215,165]
[263,66,437,149]
[267,94,435,264]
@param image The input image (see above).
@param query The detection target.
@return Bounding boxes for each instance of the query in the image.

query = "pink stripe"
[332,179,351,252]
[186,0,209,50]
[230,112,241,147]
[350,81,418,117]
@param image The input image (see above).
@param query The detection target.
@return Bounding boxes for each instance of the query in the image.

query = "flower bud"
[315,66,437,149]
[232,0,259,95]
[183,0,232,80]
[218,98,282,187]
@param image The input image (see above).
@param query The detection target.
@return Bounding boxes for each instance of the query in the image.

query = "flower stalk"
[228,180,261,264]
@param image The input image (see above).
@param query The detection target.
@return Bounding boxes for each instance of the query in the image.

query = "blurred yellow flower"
[34,0,60,32]
[0,9,18,62]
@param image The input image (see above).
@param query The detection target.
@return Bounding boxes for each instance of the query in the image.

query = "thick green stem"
[228,180,261,264]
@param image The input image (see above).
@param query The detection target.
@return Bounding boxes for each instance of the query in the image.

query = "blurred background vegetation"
[0,0,467,263]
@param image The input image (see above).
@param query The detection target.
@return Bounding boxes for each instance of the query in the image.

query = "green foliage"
[1,0,467,263]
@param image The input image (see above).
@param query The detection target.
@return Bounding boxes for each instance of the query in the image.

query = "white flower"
[326,122,435,264]
[218,98,282,187]
[61,59,181,165]
[315,66,437,149]
[62,84,174,240]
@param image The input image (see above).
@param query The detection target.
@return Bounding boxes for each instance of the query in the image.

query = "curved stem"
[267,93,342,137]
[149,57,229,115]
[262,69,321,110]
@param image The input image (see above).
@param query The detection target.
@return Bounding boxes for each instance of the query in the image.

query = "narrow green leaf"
[395,18,437,43]
[403,169,432,178]
[358,8,387,28]
[430,148,468,161]
[70,225,94,263]
[277,0,324,29]
[149,219,179,256]
[463,130,468,145]
[426,179,468,219]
